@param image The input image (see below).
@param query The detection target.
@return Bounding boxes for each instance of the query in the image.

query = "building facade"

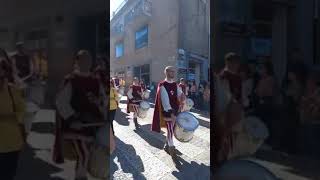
[0,0,107,105]
[110,0,210,88]
[212,0,320,86]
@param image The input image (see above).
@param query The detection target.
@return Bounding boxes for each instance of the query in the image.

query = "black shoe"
[133,118,139,128]
[164,145,182,156]
[168,146,181,168]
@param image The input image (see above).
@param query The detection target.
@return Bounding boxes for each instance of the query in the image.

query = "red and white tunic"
[127,84,143,112]
[160,79,183,117]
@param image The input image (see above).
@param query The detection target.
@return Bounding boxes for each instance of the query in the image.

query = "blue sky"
[110,0,125,17]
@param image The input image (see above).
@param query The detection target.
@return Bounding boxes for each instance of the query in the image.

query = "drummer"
[53,50,107,180]
[151,66,185,166]
[127,77,143,128]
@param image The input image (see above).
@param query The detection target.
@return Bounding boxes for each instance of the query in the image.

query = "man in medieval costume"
[151,66,185,166]
[213,52,244,167]
[127,77,143,128]
[178,78,188,96]
[53,50,107,180]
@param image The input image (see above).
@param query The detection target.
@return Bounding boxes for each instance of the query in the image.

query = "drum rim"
[174,125,193,142]
[176,112,199,131]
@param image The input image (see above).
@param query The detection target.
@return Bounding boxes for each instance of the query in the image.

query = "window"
[135,25,148,49]
[115,42,124,58]
[133,64,150,86]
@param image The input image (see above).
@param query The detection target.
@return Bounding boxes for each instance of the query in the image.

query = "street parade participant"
[178,78,188,96]
[151,66,185,164]
[127,77,143,128]
[0,57,26,180]
[110,80,119,135]
[11,42,34,88]
[140,79,146,91]
[112,75,120,89]
[53,50,107,180]
[214,52,243,167]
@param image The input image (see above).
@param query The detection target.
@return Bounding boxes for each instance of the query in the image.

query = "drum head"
[186,98,194,107]
[245,116,269,140]
[214,159,278,180]
[176,112,199,131]
[140,101,150,109]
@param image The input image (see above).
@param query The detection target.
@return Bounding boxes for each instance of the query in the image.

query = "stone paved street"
[110,96,211,180]
[15,109,101,180]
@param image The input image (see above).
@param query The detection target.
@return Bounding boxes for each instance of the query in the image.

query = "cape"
[151,82,166,132]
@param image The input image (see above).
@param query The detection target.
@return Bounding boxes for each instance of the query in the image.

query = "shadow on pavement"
[171,156,210,179]
[133,128,165,150]
[198,118,210,129]
[110,137,146,180]
[115,109,130,126]
[15,144,64,180]
[255,150,320,179]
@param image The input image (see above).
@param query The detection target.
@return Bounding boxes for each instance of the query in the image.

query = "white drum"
[214,158,278,180]
[228,116,269,159]
[118,87,125,95]
[174,112,199,142]
[138,101,150,119]
[183,98,194,111]
[24,102,40,134]
[115,94,122,102]
[142,90,151,99]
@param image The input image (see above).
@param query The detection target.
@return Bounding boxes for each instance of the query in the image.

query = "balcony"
[111,22,124,37]
[124,0,152,26]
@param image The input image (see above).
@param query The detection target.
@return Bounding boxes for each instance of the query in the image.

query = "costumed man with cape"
[151,66,185,167]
